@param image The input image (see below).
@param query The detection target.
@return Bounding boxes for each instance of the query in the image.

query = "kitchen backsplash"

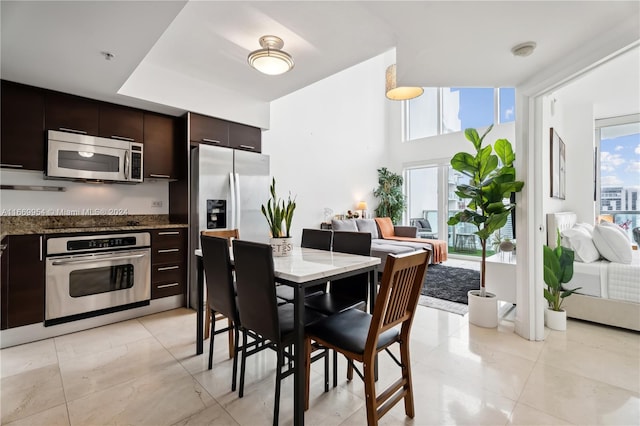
[0,170,169,216]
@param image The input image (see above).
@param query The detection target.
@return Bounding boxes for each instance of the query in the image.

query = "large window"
[405,87,515,141]
[596,114,640,242]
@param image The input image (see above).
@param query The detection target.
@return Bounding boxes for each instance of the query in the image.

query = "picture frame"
[550,128,566,199]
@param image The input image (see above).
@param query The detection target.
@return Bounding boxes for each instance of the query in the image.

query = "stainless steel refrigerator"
[189,144,270,308]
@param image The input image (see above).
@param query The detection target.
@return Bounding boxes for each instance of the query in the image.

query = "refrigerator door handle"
[234,172,241,230]
[229,172,236,229]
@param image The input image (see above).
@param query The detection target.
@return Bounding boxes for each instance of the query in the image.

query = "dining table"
[194,245,380,426]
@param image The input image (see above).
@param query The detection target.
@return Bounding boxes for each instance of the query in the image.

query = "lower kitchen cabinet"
[1,235,45,330]
[150,228,186,299]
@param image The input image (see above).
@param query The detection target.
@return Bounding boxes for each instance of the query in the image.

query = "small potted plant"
[448,125,524,328]
[543,230,581,330]
[261,177,296,256]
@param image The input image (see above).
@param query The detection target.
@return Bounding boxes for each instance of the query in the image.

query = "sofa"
[331,217,448,269]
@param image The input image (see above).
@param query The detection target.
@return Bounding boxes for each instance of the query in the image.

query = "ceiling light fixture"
[511,42,537,57]
[247,35,294,75]
[385,64,423,100]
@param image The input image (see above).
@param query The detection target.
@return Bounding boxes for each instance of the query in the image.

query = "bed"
[547,212,640,331]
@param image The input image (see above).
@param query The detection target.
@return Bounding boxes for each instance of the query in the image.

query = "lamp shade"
[356,201,368,210]
[385,64,423,100]
[248,35,294,75]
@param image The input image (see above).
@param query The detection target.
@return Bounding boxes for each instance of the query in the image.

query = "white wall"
[0,170,169,216]
[262,51,395,244]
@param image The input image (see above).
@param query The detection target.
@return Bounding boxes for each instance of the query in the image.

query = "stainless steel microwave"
[46,130,143,183]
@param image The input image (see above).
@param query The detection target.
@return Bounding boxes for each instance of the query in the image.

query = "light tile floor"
[2,301,639,426]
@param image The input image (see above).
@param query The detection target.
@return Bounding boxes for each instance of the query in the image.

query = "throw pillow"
[418,219,432,231]
[592,224,632,264]
[374,217,395,238]
[561,227,600,263]
[331,219,358,232]
[355,219,379,239]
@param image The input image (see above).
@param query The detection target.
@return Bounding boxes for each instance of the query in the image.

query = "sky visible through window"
[601,132,640,188]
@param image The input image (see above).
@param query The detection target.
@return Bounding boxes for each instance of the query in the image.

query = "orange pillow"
[375,217,395,238]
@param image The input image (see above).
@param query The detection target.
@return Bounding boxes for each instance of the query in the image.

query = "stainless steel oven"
[45,232,151,325]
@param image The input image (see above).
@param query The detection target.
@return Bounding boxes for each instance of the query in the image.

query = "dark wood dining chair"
[305,249,430,425]
[199,234,241,391]
[201,229,239,359]
[275,228,333,302]
[232,239,329,426]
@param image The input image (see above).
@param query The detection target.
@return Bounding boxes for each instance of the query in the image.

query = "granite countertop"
[0,215,188,238]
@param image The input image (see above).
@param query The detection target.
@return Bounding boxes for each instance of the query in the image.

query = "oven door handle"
[50,252,147,265]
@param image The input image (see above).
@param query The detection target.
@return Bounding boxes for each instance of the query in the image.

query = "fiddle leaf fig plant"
[543,230,581,311]
[447,125,525,297]
[261,178,296,238]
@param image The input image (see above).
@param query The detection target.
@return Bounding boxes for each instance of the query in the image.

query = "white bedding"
[548,212,640,304]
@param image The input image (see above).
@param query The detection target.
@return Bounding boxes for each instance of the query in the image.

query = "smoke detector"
[511,42,536,57]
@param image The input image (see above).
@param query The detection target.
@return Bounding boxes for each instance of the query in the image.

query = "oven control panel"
[67,236,137,251]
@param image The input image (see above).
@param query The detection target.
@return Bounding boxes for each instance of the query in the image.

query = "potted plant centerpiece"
[261,177,296,256]
[448,125,525,328]
[543,230,580,330]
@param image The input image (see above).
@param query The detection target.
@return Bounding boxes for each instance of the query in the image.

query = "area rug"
[419,264,480,315]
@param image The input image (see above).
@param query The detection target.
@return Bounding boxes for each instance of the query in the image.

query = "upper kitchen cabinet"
[1,80,45,170]
[99,103,144,143]
[189,112,229,147]
[144,112,183,180]
[45,92,99,135]
[229,122,261,152]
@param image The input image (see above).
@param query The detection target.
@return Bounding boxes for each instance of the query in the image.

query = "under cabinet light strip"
[0,185,66,192]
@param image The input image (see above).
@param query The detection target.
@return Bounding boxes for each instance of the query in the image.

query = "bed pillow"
[331,219,358,232]
[600,221,630,241]
[574,222,595,237]
[560,227,600,263]
[592,223,632,264]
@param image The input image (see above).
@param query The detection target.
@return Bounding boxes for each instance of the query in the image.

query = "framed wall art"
[550,128,566,199]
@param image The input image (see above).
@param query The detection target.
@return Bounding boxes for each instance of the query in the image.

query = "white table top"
[195,246,380,283]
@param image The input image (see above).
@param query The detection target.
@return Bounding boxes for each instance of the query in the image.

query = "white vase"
[467,290,498,328]
[545,308,567,331]
[270,237,293,257]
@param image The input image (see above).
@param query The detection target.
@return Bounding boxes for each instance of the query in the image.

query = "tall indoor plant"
[543,230,580,330]
[261,177,296,256]
[374,167,406,224]
[448,125,524,326]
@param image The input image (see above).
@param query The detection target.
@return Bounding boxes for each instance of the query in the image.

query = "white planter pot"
[467,290,498,328]
[270,237,293,257]
[545,308,567,331]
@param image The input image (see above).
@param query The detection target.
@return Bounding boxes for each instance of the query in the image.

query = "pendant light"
[248,35,294,75]
[385,64,423,100]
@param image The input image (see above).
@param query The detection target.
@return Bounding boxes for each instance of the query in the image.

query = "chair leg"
[305,338,312,411]
[231,326,240,392]
[347,357,354,381]
[227,318,234,359]
[274,349,283,426]
[400,340,415,418]
[332,350,338,387]
[208,309,215,370]
[239,331,248,398]
[363,355,379,426]
[324,347,329,392]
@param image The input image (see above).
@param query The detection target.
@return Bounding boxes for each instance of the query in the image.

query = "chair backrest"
[301,228,332,250]
[232,240,282,344]
[200,234,239,323]
[366,250,430,352]
[201,229,239,246]
[330,231,372,300]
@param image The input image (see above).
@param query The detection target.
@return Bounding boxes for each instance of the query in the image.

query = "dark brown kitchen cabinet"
[189,112,229,147]
[0,235,45,330]
[150,229,186,299]
[1,80,45,170]
[144,113,182,179]
[99,104,144,142]
[45,92,100,135]
[229,121,261,152]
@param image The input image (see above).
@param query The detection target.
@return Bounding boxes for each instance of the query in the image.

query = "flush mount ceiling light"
[511,42,537,57]
[247,35,294,75]
[385,64,423,100]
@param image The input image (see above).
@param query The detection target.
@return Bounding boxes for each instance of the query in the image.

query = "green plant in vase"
[261,177,296,238]
[543,230,581,311]
[374,167,406,224]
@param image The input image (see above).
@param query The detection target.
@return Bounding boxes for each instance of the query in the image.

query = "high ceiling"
[2,1,639,121]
